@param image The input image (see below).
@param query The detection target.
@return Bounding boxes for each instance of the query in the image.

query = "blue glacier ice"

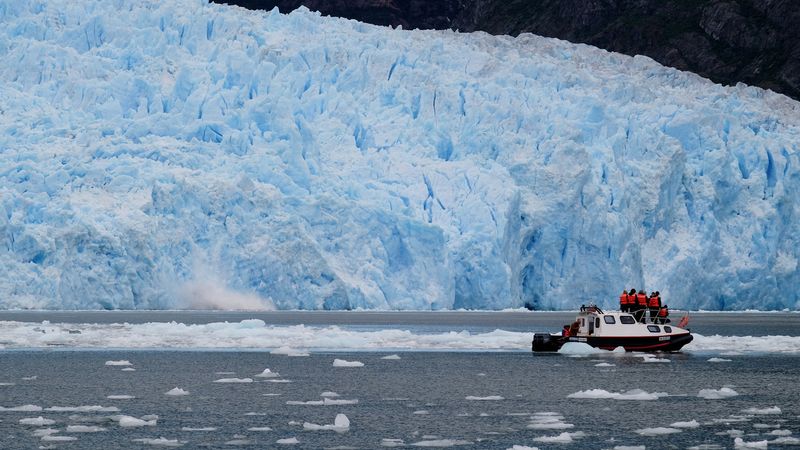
[0,0,798,311]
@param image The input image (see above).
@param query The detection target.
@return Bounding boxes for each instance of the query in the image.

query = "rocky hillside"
[217,0,800,101]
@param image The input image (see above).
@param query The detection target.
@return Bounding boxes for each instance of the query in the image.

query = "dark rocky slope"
[215,0,800,101]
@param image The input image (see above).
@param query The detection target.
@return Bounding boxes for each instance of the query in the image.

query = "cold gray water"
[0,312,798,449]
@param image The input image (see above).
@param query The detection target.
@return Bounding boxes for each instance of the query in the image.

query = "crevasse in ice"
[0,0,798,310]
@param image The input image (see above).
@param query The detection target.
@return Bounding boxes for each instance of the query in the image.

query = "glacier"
[0,0,798,311]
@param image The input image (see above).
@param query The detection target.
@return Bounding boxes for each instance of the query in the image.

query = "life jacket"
[636,292,647,306]
[648,295,660,308]
[658,307,668,317]
[619,293,629,305]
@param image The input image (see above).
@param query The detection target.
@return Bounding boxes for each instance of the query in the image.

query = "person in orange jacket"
[657,304,670,324]
[619,289,630,313]
[628,288,637,316]
[648,291,661,323]
[636,290,648,323]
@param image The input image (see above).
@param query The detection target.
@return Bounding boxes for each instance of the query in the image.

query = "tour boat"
[532,304,693,352]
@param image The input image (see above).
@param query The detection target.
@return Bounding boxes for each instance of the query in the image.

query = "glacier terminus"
[0,0,798,311]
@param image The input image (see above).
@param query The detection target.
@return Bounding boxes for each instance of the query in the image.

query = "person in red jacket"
[648,291,661,323]
[628,288,637,317]
[657,305,670,324]
[636,290,648,323]
[619,290,629,313]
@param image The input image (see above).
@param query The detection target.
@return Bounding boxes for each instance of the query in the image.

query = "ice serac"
[0,0,798,311]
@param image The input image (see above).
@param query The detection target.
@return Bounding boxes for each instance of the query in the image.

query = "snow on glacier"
[0,0,798,310]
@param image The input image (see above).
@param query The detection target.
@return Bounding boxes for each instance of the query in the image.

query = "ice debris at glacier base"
[0,0,798,311]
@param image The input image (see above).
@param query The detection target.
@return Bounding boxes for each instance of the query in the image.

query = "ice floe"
[182,427,217,431]
[213,378,253,383]
[46,406,119,412]
[558,342,606,355]
[381,438,406,447]
[526,413,573,430]
[255,368,281,378]
[532,431,585,443]
[698,387,739,399]
[20,417,56,426]
[165,387,190,396]
[707,357,732,362]
[66,425,106,432]
[320,392,340,398]
[733,437,768,449]
[742,406,781,415]
[132,437,184,447]
[594,362,615,367]
[508,446,540,450]
[107,395,135,400]
[768,429,792,436]
[276,437,299,444]
[121,367,136,371]
[32,428,59,437]
[113,415,158,427]
[41,435,77,442]
[670,419,700,428]
[410,439,472,447]
[104,360,132,366]
[567,389,668,400]
[0,404,42,411]
[635,427,682,436]
[770,437,800,445]
[302,413,350,432]
[333,359,364,367]
[271,347,310,357]
[381,354,402,360]
[248,427,273,431]
[22,376,38,380]
[286,398,358,406]
[465,396,504,401]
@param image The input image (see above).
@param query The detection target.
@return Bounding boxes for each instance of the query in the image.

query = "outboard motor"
[532,333,564,352]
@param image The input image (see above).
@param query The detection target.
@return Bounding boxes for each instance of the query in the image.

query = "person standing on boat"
[636,290,648,323]
[648,291,661,323]
[657,304,670,324]
[619,289,630,313]
[628,288,637,316]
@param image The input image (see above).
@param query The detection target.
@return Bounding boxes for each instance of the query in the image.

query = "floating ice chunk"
[638,355,670,363]
[752,423,779,428]
[410,439,472,447]
[558,343,605,355]
[734,437,768,449]
[716,429,745,436]
[303,413,350,433]
[107,395,135,400]
[567,389,668,400]
[508,446,540,450]
[255,369,281,378]
[182,427,217,431]
[66,425,106,432]
[277,437,299,444]
[612,447,645,450]
[121,368,136,372]
[0,405,42,411]
[635,427,682,436]
[594,363,615,367]
[46,406,119,412]
[612,347,627,354]
[20,416,56,426]
[707,358,732,362]
[770,437,800,445]
[32,428,59,437]
[271,347,309,357]
[213,378,253,383]
[132,437,184,447]
[0,382,16,386]
[22,376,38,380]
[381,355,401,360]
[248,427,273,431]
[742,406,781,415]
[465,396,504,401]
[215,372,236,375]
[381,438,406,447]
[532,432,585,443]
[320,392,339,398]
[670,419,700,428]
[105,360,132,366]
[265,379,293,383]
[113,415,157,427]
[413,410,429,415]
[165,387,189,396]
[286,398,358,406]
[225,439,252,445]
[687,446,724,450]
[41,435,77,442]
[526,413,573,430]
[698,388,739,399]
[769,429,792,436]
[333,359,364,367]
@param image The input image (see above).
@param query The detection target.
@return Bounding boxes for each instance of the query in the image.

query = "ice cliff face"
[0,0,798,310]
